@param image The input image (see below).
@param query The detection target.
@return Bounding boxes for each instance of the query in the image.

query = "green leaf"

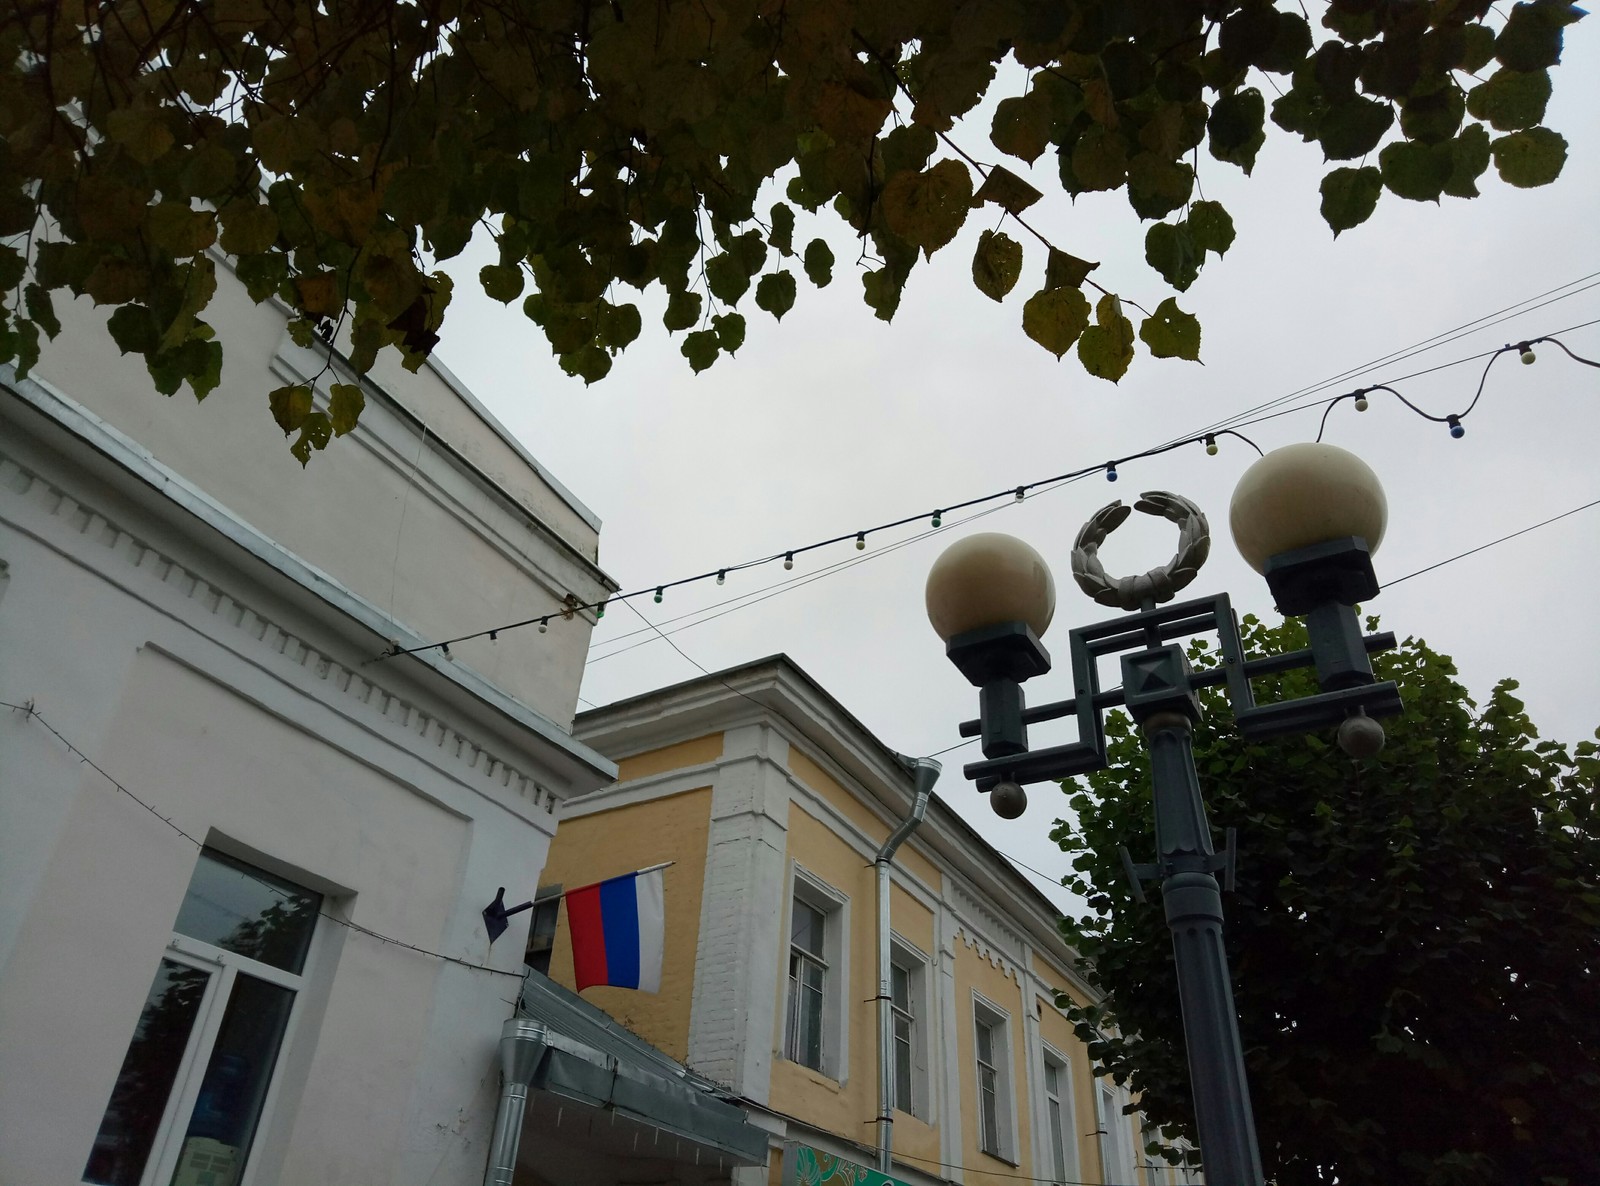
[755,271,797,320]
[1022,286,1091,358]
[769,203,795,256]
[290,411,333,467]
[560,344,613,385]
[269,383,313,435]
[1318,96,1396,161]
[705,251,752,304]
[1069,126,1129,192]
[147,203,217,257]
[972,230,1023,302]
[1467,69,1553,132]
[1139,297,1201,360]
[1495,1,1580,72]
[991,92,1053,164]
[681,328,719,373]
[1145,221,1200,291]
[1208,88,1267,173]
[803,239,835,288]
[106,304,159,356]
[1045,249,1098,291]
[861,268,904,321]
[1491,127,1568,187]
[328,383,365,436]
[712,311,745,353]
[24,284,61,340]
[663,289,702,332]
[479,263,525,304]
[1078,294,1136,382]
[881,159,973,258]
[1398,86,1465,146]
[1127,154,1195,221]
[218,200,280,257]
[1443,125,1493,198]
[105,105,175,165]
[599,302,643,350]
[1319,166,1383,234]
[972,165,1044,215]
[1379,140,1450,202]
[1187,200,1236,256]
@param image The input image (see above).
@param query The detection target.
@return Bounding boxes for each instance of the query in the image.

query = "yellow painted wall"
[541,786,712,1061]
[954,936,1033,1186]
[787,748,941,890]
[768,802,943,1173]
[1031,957,1105,1183]
[616,733,724,781]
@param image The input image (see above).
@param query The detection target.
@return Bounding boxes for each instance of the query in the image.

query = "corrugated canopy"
[514,971,768,1167]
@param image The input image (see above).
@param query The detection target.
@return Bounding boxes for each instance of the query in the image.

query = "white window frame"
[84,853,322,1186]
[782,865,849,1080]
[972,993,1018,1164]
[1040,1043,1079,1186]
[1097,1079,1135,1186]
[888,935,932,1121]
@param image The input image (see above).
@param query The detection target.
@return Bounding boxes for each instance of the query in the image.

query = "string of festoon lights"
[377,327,1598,663]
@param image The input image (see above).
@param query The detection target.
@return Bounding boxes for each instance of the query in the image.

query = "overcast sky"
[435,30,1600,914]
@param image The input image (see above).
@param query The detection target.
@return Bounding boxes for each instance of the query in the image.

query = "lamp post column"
[1143,712,1264,1186]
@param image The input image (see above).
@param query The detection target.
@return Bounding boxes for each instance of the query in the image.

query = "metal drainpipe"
[484,1017,549,1186]
[875,755,942,1175]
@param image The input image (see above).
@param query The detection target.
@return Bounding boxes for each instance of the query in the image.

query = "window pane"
[173,851,321,974]
[799,978,823,1069]
[1044,1060,1059,1097]
[979,1068,1000,1154]
[1049,1097,1067,1182]
[891,964,909,1011]
[893,1028,913,1112]
[791,900,825,958]
[85,960,210,1186]
[167,974,295,1186]
[975,1020,993,1064]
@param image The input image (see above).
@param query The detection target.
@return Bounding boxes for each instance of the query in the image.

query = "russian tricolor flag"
[566,867,665,993]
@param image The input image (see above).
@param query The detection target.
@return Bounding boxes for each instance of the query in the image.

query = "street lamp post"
[925,444,1404,1186]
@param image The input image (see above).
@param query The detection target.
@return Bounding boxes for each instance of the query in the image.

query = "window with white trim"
[1098,1080,1135,1186]
[973,996,1016,1162]
[85,849,321,1186]
[1041,1047,1078,1186]
[782,870,847,1078]
[888,937,931,1120]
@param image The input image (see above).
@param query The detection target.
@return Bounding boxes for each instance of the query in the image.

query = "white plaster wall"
[30,256,610,727]
[0,414,579,1186]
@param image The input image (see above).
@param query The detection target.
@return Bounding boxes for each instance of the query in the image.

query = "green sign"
[781,1143,911,1186]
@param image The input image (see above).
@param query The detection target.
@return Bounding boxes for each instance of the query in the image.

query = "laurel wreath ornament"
[1071,491,1212,611]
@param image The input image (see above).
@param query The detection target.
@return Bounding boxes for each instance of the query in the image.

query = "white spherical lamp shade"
[1229,443,1388,573]
[925,533,1056,642]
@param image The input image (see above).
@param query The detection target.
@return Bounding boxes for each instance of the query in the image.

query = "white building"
[0,260,767,1185]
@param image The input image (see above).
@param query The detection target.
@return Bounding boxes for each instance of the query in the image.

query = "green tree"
[0,0,1585,460]
[1052,616,1600,1186]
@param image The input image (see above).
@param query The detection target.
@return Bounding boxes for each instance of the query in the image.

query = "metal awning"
[510,972,768,1168]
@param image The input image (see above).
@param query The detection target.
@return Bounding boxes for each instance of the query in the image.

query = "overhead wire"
[381,320,1597,665]
[0,699,523,978]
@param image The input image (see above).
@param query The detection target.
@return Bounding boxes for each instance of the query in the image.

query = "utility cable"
[1380,496,1600,590]
[0,699,523,978]
[376,325,1597,665]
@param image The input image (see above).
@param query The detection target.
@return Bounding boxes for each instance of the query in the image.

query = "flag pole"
[560,861,676,899]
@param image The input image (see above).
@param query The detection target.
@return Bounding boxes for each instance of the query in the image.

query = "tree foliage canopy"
[0,0,1585,460]
[1052,615,1600,1186]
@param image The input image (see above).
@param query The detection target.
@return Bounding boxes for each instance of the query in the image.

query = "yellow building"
[532,656,1199,1186]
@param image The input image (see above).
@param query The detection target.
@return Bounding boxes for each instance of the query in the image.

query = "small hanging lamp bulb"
[1105,462,1118,482]
[653,586,664,603]
[1447,414,1465,439]
[440,643,451,659]
[1014,486,1025,502]
[1520,345,1537,365]
[596,602,606,619]
[716,569,726,585]
[1354,393,1370,412]
[490,630,499,643]
[783,552,794,570]
[538,619,548,633]
[855,532,866,550]
[931,510,942,528]
[1204,435,1218,456]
